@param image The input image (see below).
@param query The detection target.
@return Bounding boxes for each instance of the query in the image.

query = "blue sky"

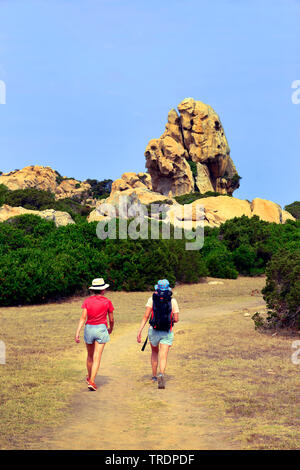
[0,0,299,207]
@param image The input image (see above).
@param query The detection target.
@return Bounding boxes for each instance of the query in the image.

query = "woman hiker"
[75,278,114,391]
[137,279,179,389]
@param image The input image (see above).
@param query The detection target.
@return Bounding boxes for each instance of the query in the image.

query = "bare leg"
[150,344,159,377]
[85,343,95,379]
[159,343,170,375]
[90,342,106,383]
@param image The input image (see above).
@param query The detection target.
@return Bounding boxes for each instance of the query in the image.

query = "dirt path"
[35,292,266,450]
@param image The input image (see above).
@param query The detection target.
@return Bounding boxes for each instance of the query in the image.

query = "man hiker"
[137,279,179,389]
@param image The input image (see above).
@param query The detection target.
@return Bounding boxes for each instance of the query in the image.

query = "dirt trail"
[35,291,265,450]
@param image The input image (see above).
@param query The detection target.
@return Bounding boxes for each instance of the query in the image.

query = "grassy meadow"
[0,277,299,449]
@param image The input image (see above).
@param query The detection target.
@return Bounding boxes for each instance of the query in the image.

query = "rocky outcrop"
[174,196,295,228]
[87,189,295,227]
[250,198,282,224]
[87,188,176,222]
[0,204,75,227]
[111,172,152,193]
[144,98,240,197]
[145,135,194,197]
[0,165,91,201]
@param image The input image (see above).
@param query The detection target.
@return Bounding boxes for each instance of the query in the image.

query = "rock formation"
[111,172,152,193]
[0,165,91,201]
[88,188,295,227]
[0,204,75,227]
[87,187,176,222]
[144,98,239,197]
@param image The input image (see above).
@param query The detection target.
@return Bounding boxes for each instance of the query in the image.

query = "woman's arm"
[173,312,179,323]
[137,307,152,343]
[75,308,87,343]
[107,312,114,334]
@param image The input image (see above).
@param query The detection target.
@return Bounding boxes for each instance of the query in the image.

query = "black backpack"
[149,290,173,331]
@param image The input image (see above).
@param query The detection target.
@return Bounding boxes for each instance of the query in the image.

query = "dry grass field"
[0,276,299,450]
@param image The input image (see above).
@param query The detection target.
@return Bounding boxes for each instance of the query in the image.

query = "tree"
[253,248,300,329]
[284,201,300,220]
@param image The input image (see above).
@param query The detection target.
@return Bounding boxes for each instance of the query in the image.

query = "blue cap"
[155,279,171,291]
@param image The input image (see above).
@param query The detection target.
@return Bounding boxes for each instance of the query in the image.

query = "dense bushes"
[174,191,222,205]
[85,178,112,199]
[0,184,9,205]
[0,213,299,306]
[0,215,208,305]
[1,187,92,221]
[219,215,300,275]
[4,187,56,210]
[253,248,300,330]
[284,201,300,220]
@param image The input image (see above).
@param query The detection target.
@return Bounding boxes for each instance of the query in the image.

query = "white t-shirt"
[146,296,179,313]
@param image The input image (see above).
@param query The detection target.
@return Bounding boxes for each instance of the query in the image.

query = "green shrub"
[85,179,113,199]
[174,191,221,205]
[253,248,300,329]
[0,217,208,305]
[1,187,92,221]
[284,201,300,220]
[201,236,238,278]
[223,172,242,189]
[55,171,64,185]
[232,244,256,275]
[4,214,56,237]
[0,212,299,306]
[3,188,56,210]
[0,184,9,205]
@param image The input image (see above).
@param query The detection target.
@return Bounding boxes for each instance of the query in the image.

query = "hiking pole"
[141,335,148,351]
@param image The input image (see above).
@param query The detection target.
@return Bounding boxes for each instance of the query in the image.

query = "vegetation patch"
[284,201,300,220]
[174,191,222,205]
[0,214,299,307]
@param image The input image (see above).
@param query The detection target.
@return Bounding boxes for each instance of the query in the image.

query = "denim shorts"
[148,326,174,347]
[84,324,110,344]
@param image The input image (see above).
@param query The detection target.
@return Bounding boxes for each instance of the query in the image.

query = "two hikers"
[75,277,179,391]
[137,279,179,389]
[75,278,114,391]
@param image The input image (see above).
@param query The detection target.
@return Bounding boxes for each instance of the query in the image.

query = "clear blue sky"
[0,0,299,207]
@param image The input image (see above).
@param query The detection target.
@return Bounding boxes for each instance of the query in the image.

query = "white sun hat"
[89,278,110,290]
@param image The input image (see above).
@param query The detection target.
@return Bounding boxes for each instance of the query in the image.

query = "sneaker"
[87,380,98,391]
[158,373,165,389]
[151,376,158,383]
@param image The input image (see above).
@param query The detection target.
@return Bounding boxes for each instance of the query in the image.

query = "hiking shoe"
[87,380,97,391]
[151,376,158,383]
[158,373,165,389]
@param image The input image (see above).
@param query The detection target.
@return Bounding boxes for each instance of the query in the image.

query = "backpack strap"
[141,335,148,351]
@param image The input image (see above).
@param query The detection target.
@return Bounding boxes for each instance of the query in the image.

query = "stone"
[0,165,91,201]
[145,98,240,197]
[250,198,282,224]
[111,172,152,193]
[0,204,75,227]
[88,188,177,221]
[145,136,194,196]
[195,163,214,193]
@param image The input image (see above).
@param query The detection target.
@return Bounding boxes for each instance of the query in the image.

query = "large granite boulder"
[144,98,240,197]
